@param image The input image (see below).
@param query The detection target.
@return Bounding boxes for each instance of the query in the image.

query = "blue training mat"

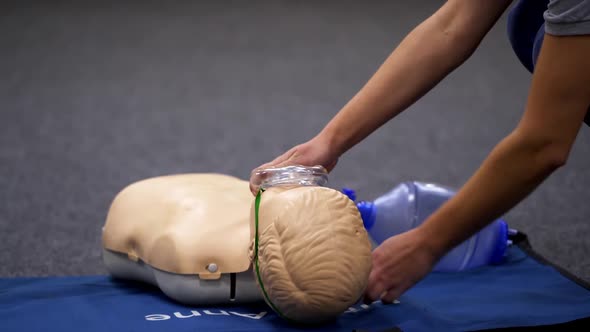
[1,238,590,332]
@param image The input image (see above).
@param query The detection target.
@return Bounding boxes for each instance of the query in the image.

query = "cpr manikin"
[102,167,372,323]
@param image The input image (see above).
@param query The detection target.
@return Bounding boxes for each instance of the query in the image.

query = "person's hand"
[364,228,441,304]
[249,136,339,194]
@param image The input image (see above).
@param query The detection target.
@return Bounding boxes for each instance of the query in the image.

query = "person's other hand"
[364,228,440,304]
[249,136,339,194]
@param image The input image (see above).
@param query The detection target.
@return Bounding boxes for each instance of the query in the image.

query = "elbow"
[432,10,482,64]
[447,21,488,62]
[436,24,481,68]
[441,31,476,65]
[537,147,568,174]
[512,129,571,174]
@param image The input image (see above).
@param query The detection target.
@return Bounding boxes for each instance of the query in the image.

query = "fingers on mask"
[380,289,399,304]
[364,280,387,304]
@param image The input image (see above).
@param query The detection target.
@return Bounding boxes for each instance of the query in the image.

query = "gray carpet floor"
[1,0,589,281]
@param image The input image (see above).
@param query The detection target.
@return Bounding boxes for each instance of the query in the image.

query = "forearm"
[419,131,562,257]
[317,0,512,156]
[418,33,590,258]
[319,17,472,155]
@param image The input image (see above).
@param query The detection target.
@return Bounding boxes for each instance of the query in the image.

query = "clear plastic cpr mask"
[251,165,329,191]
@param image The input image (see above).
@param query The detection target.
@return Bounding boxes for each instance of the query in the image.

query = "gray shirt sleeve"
[544,0,590,35]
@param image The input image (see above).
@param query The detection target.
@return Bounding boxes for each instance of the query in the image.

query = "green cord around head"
[254,189,295,323]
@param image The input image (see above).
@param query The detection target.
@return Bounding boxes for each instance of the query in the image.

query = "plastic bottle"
[342,182,512,272]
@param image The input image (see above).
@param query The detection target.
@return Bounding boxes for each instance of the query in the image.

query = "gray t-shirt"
[544,0,590,35]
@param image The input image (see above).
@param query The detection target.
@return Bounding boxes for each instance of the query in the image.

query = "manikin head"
[250,166,372,324]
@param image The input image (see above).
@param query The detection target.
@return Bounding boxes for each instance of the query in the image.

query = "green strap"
[254,189,295,322]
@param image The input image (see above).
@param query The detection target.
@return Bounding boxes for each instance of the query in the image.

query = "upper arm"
[433,0,514,53]
[516,33,590,159]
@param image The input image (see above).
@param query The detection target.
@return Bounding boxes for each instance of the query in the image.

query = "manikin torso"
[103,174,253,280]
[102,174,263,306]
